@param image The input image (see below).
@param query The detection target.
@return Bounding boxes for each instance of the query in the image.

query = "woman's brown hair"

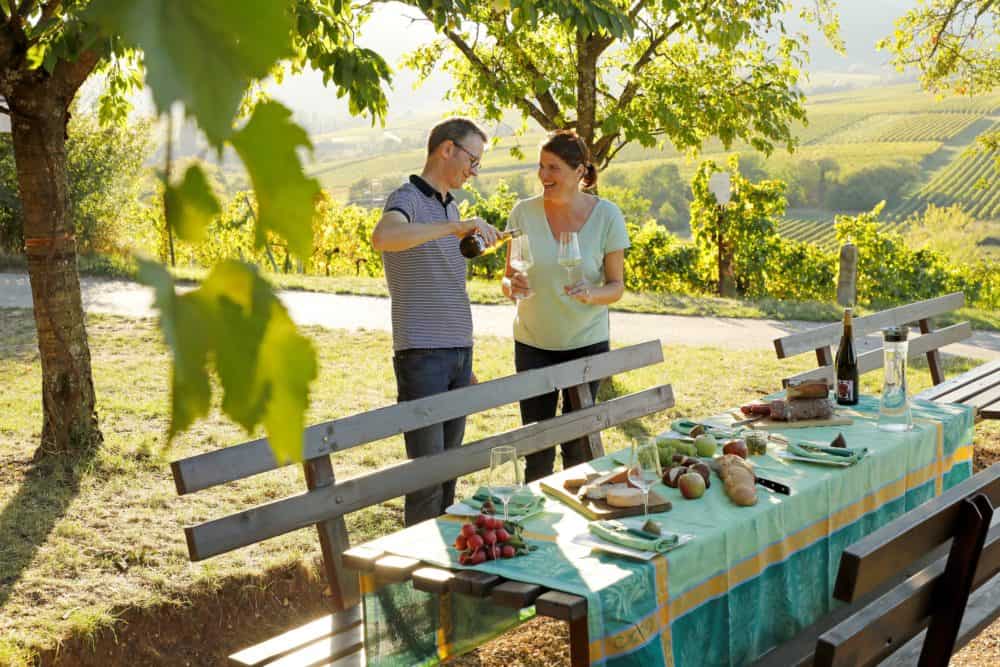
[541,130,598,190]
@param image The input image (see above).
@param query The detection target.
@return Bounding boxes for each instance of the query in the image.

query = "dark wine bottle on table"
[835,308,859,405]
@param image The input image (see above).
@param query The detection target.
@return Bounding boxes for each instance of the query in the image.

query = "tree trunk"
[10,81,102,459]
[716,209,737,298]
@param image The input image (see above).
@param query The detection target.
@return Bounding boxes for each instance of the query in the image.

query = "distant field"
[301,82,1000,247]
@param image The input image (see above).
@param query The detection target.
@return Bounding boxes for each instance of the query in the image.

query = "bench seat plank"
[373,555,421,583]
[535,591,588,621]
[932,368,1000,405]
[229,606,362,666]
[451,570,502,597]
[262,623,363,667]
[172,341,664,494]
[917,359,1000,402]
[184,386,674,561]
[411,567,455,593]
[491,581,544,609]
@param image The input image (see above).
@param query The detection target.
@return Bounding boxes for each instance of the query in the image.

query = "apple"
[723,439,749,459]
[678,471,706,499]
[694,434,717,457]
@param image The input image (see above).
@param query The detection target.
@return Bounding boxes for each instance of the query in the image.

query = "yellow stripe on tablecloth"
[360,572,378,595]
[437,591,454,661]
[654,555,674,666]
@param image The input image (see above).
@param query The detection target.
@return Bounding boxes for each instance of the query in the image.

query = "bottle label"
[837,379,854,401]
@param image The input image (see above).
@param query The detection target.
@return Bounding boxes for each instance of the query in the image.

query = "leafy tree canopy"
[404,0,841,168]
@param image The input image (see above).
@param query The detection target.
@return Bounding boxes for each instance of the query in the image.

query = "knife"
[755,475,791,495]
[699,457,791,495]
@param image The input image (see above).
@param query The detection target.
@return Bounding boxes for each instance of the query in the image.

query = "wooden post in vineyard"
[837,243,858,308]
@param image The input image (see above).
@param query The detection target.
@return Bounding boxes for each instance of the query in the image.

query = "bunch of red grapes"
[454,514,531,565]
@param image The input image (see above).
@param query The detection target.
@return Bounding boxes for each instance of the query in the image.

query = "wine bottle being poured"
[460,228,522,259]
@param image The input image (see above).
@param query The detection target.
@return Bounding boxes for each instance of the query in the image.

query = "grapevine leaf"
[140,258,317,460]
[230,102,319,259]
[136,258,212,439]
[85,0,293,144]
[164,164,221,243]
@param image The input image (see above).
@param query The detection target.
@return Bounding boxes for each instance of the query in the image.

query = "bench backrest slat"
[172,340,664,495]
[817,517,1000,667]
[183,384,674,561]
[773,292,966,360]
[781,322,971,386]
[833,465,1000,604]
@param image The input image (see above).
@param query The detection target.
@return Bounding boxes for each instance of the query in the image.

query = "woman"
[501,130,630,482]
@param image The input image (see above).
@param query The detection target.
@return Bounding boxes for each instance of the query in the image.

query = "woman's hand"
[509,270,533,300]
[564,280,594,304]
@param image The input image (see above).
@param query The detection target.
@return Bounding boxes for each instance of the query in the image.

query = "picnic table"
[359,395,976,666]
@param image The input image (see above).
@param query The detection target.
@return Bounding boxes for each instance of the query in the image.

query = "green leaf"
[136,258,212,440]
[164,164,221,243]
[139,258,317,461]
[86,0,293,144]
[230,102,319,259]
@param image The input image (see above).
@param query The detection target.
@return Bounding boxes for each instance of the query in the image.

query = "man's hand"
[453,216,501,246]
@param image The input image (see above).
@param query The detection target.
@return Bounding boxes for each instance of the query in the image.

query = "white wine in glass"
[627,439,662,522]
[556,231,582,290]
[489,445,523,521]
[508,235,533,301]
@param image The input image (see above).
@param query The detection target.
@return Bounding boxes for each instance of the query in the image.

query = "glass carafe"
[878,326,913,432]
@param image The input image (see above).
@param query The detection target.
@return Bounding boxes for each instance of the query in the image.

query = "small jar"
[745,430,768,456]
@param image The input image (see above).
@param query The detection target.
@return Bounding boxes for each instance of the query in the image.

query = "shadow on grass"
[0,308,38,362]
[0,448,98,609]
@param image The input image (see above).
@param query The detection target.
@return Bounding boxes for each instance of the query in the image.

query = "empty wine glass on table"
[556,231,582,295]
[508,235,533,301]
[627,438,662,523]
[489,445,523,521]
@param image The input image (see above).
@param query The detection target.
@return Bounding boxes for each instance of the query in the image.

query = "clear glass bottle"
[878,326,913,432]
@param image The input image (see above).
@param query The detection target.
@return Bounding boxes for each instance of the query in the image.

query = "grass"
[1,307,998,664]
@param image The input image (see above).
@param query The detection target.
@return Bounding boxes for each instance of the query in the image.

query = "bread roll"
[718,454,757,506]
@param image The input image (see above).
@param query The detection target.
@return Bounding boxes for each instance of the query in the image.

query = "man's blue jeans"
[392,347,473,526]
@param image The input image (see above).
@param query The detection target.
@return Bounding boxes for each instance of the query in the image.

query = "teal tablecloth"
[360,397,975,666]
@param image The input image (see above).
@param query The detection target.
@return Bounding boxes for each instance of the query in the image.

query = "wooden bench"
[753,464,1000,666]
[773,292,1000,419]
[169,339,671,666]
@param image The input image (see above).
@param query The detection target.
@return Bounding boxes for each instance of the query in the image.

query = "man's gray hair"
[427,117,487,156]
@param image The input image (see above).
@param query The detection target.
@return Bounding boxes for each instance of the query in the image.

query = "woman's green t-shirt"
[507,195,630,351]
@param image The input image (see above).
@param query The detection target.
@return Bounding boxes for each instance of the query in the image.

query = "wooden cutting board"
[731,411,854,430]
[539,467,672,520]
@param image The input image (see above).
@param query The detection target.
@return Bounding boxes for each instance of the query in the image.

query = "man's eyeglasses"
[452,140,482,170]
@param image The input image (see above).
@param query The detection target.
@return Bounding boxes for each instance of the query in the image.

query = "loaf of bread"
[718,454,757,506]
[786,379,831,400]
[769,397,833,422]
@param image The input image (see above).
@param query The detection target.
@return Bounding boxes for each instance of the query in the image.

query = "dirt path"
[2,272,997,360]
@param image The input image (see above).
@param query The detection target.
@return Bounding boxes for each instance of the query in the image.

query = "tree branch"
[441,24,557,131]
[928,0,962,61]
[615,19,682,113]
[490,10,562,122]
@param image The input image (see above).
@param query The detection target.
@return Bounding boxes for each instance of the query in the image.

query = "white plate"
[571,532,693,561]
[778,452,854,467]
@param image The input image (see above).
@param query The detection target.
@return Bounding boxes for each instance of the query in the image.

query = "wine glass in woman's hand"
[508,235,533,301]
[556,231,582,297]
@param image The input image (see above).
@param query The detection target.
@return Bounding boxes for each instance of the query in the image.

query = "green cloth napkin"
[787,441,868,465]
[589,520,680,554]
[462,487,545,516]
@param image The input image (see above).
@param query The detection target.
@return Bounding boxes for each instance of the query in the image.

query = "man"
[372,117,500,526]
